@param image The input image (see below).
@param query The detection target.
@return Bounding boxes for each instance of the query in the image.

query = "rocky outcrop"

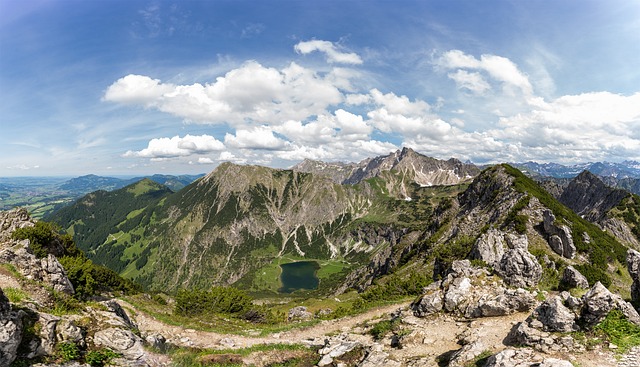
[470,229,542,287]
[0,244,75,295]
[512,283,640,353]
[561,266,589,289]
[94,327,145,361]
[317,334,364,366]
[0,288,24,367]
[412,260,536,318]
[0,208,33,242]
[542,210,576,259]
[629,249,640,306]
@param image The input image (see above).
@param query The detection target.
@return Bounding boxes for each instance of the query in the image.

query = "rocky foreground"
[3,206,640,366]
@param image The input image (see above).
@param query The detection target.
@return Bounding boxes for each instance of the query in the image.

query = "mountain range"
[47,148,640,297]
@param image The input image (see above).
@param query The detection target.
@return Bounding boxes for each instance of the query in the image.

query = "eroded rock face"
[542,210,576,259]
[581,282,640,327]
[470,229,505,267]
[628,249,640,306]
[532,296,578,332]
[288,306,313,321]
[0,287,24,367]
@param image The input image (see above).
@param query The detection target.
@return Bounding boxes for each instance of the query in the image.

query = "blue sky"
[1,0,639,176]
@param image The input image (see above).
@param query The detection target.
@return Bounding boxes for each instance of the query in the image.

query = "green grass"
[3,287,29,303]
[594,309,640,353]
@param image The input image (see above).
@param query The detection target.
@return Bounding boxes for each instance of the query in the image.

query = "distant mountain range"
[59,173,205,193]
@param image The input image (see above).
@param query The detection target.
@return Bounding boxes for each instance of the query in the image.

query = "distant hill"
[60,173,204,193]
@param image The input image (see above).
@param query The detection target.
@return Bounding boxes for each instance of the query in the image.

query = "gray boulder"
[561,266,589,289]
[497,248,542,288]
[470,229,505,267]
[287,306,313,321]
[581,281,640,327]
[533,296,578,332]
[93,327,145,361]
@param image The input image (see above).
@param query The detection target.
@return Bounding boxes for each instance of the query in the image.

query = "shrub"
[594,309,640,353]
[174,286,253,316]
[57,342,80,362]
[85,348,120,367]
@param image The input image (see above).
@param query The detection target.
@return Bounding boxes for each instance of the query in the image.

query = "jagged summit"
[559,170,630,222]
[292,147,480,187]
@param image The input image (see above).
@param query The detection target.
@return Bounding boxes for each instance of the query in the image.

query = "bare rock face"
[628,249,640,306]
[0,208,33,243]
[581,281,640,327]
[561,266,589,289]
[0,246,75,295]
[542,210,576,259]
[0,287,24,367]
[470,229,506,268]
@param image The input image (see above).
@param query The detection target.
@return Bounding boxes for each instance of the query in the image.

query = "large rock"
[0,288,24,367]
[0,208,33,243]
[287,306,313,321]
[93,327,145,361]
[497,248,542,288]
[628,249,640,305]
[561,266,589,289]
[542,210,576,259]
[470,229,505,267]
[581,282,640,327]
[532,296,578,332]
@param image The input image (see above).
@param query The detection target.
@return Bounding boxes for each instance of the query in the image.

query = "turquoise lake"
[279,261,320,293]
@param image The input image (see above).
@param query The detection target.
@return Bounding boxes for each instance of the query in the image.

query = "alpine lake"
[279,261,320,293]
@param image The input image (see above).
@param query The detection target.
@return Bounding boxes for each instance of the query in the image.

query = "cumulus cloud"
[294,40,363,64]
[224,126,290,150]
[436,50,533,95]
[104,62,345,125]
[447,70,491,94]
[123,134,224,159]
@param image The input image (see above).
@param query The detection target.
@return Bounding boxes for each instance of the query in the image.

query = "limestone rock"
[317,334,361,367]
[628,249,640,305]
[93,327,145,361]
[470,229,505,267]
[542,210,576,259]
[533,296,578,332]
[287,306,313,321]
[411,287,443,317]
[581,281,640,327]
[101,300,137,329]
[497,248,542,288]
[448,340,485,367]
[561,266,589,289]
[0,246,74,295]
[0,288,24,367]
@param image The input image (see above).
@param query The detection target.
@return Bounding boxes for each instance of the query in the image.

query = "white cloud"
[103,75,174,106]
[224,126,290,150]
[436,50,533,95]
[197,157,214,164]
[294,40,363,64]
[104,61,346,125]
[123,134,224,158]
[447,70,491,94]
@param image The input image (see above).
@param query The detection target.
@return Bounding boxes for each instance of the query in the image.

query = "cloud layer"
[105,43,640,167]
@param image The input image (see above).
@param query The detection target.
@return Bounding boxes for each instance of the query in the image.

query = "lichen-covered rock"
[411,285,443,317]
[470,229,505,267]
[561,266,589,289]
[0,246,74,295]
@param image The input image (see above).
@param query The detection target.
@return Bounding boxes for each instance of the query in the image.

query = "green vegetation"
[57,342,81,362]
[594,309,640,353]
[10,219,140,300]
[85,348,120,367]
[3,287,29,303]
[368,318,400,340]
[174,287,253,316]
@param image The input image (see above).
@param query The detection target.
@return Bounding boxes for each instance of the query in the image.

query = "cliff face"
[559,170,629,222]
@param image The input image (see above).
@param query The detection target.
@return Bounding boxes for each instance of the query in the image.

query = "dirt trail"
[118,299,410,349]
